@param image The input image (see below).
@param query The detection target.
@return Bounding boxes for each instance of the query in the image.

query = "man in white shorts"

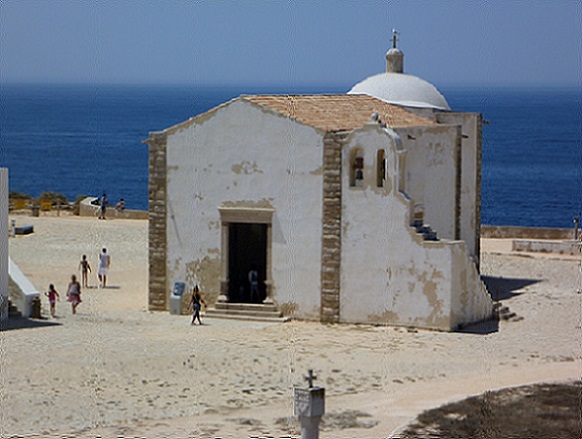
[98,248,111,287]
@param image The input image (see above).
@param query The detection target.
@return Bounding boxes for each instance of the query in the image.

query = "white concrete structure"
[0,168,7,320]
[349,33,482,261]
[146,90,492,330]
[349,32,449,111]
[8,257,40,318]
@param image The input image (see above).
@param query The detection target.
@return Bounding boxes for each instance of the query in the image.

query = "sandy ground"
[2,214,580,438]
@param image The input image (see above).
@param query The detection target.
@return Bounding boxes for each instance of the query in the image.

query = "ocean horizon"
[0,83,580,228]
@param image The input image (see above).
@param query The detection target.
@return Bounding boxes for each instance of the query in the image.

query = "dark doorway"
[228,223,267,303]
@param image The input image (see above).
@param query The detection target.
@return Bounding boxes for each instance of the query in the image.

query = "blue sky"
[0,1,579,88]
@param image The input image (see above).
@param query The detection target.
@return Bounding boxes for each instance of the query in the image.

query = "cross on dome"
[391,29,399,49]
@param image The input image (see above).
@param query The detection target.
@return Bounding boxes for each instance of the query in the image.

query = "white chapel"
[145,33,492,331]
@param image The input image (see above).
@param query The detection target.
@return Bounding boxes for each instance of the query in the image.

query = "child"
[66,274,82,315]
[44,284,60,317]
[78,255,91,288]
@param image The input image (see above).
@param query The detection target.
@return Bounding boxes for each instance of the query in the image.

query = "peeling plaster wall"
[437,112,481,260]
[397,125,458,241]
[165,100,323,318]
[340,127,491,330]
[402,107,481,261]
[449,242,492,328]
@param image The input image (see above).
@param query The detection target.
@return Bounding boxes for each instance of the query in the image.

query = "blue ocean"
[0,84,579,228]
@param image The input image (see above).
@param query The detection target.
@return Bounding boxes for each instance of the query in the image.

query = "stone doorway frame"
[218,207,274,304]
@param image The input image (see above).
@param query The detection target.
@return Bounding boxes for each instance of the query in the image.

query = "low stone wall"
[481,225,577,240]
[78,197,148,220]
[512,239,581,256]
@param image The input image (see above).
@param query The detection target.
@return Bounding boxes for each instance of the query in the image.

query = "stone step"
[214,302,279,312]
[204,310,290,323]
[8,308,22,318]
[412,222,439,241]
[493,302,521,321]
[8,300,22,318]
[206,307,283,319]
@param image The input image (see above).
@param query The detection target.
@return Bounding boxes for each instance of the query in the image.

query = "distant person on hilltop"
[78,254,91,288]
[98,248,111,288]
[115,198,125,211]
[98,193,108,219]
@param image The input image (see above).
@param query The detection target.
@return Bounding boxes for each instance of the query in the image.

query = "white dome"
[348,72,450,110]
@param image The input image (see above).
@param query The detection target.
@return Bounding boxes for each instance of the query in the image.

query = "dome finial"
[386,29,404,73]
[391,28,399,49]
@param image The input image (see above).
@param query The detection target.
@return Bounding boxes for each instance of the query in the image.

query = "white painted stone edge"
[8,257,39,318]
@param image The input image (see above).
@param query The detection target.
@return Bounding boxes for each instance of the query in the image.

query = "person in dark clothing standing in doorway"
[249,265,259,303]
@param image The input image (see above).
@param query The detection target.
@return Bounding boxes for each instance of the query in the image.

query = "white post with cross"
[294,369,325,439]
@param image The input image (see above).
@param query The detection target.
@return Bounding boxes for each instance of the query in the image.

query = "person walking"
[98,193,108,220]
[44,284,60,317]
[66,275,82,315]
[78,254,92,288]
[189,285,207,325]
[98,248,111,288]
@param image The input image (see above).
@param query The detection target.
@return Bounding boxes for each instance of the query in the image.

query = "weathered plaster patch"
[231,161,263,175]
[222,199,274,209]
[170,257,182,279]
[421,272,447,327]
[310,165,324,176]
[185,255,221,306]
[367,310,400,325]
[280,302,298,317]
[208,221,220,231]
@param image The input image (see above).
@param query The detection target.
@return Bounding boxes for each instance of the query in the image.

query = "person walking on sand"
[44,284,60,317]
[189,285,207,325]
[66,275,82,314]
[78,254,91,288]
[98,248,111,288]
[98,193,108,220]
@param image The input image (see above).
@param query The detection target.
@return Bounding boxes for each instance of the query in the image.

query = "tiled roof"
[241,94,437,132]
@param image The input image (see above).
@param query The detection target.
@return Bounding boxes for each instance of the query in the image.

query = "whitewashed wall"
[339,126,491,330]
[450,241,492,328]
[437,112,480,259]
[165,100,324,319]
[398,125,458,241]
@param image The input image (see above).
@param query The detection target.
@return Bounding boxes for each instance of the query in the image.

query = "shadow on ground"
[482,275,541,301]
[398,380,582,439]
[0,316,62,331]
[458,318,499,335]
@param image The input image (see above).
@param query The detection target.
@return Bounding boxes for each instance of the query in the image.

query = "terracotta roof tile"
[241,94,436,131]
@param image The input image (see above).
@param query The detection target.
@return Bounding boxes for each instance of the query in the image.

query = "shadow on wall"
[482,276,542,302]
